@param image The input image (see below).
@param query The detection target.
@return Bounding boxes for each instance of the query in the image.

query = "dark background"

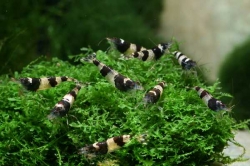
[0,0,163,75]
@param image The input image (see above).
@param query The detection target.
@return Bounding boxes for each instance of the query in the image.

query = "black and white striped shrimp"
[78,134,146,157]
[144,81,166,103]
[106,37,146,56]
[172,51,196,70]
[194,86,229,111]
[131,43,172,61]
[79,135,131,156]
[81,53,143,91]
[47,85,82,119]
[19,76,79,91]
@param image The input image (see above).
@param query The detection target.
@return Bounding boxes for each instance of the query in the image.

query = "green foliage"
[0,0,163,75]
[0,49,247,165]
[219,38,250,123]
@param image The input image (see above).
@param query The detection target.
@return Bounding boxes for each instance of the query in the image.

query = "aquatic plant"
[0,47,248,165]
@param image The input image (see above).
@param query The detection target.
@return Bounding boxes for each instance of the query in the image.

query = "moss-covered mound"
[0,49,245,165]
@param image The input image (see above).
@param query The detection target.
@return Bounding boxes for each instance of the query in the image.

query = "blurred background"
[0,0,163,75]
[0,0,249,152]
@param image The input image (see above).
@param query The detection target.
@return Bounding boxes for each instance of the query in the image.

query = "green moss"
[0,49,248,165]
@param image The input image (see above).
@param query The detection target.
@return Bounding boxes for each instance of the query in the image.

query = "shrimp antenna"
[148,37,157,46]
[97,37,107,46]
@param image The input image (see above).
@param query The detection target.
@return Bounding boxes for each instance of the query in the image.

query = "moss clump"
[0,49,247,165]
